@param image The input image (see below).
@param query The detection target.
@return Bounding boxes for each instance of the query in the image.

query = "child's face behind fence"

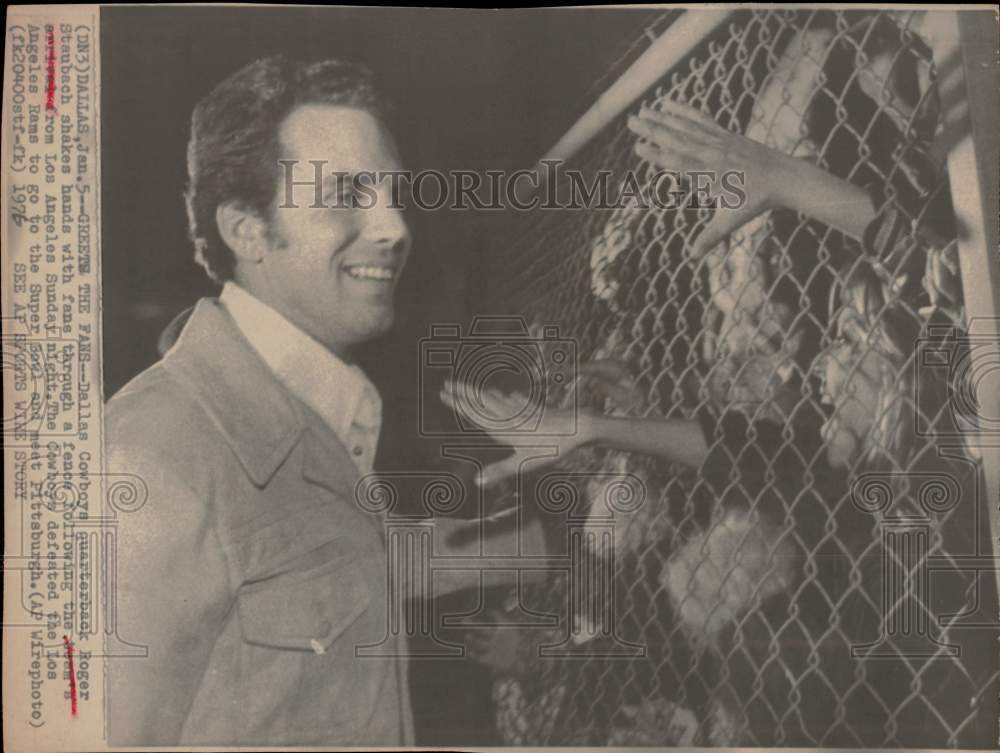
[817,305,893,469]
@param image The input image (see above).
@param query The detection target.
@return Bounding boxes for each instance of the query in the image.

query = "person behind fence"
[631,97,994,747]
[104,55,543,747]
[442,103,996,745]
[446,273,995,746]
[811,263,995,747]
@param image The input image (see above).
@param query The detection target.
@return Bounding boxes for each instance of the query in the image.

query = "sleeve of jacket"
[105,379,235,745]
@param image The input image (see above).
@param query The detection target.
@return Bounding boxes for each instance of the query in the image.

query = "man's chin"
[310,305,395,353]
[354,306,395,342]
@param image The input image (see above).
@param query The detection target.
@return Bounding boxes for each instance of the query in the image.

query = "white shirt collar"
[219,282,382,466]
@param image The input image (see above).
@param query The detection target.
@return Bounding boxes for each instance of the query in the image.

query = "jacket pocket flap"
[237,547,371,653]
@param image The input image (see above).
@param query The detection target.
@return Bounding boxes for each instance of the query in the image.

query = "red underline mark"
[46,28,56,112]
[63,635,77,717]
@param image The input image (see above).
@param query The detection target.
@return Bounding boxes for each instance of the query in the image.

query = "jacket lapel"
[162,298,304,487]
[162,298,379,536]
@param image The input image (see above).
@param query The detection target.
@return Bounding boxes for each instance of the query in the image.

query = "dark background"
[100,6,658,744]
[101,5,658,397]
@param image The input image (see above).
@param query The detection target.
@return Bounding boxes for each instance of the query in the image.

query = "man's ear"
[216,202,269,264]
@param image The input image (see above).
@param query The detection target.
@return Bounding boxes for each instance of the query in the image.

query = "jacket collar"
[218,282,382,449]
[160,298,309,487]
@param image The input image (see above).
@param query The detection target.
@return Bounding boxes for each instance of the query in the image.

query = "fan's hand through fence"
[628,98,791,256]
[440,379,588,486]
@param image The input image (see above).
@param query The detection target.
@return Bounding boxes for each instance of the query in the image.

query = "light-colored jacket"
[105,297,413,746]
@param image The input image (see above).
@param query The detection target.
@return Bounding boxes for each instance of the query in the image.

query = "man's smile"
[343,263,397,282]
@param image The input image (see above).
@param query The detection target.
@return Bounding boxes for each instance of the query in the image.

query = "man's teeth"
[345,265,395,281]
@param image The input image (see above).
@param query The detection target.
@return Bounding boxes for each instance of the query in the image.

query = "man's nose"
[364,198,410,253]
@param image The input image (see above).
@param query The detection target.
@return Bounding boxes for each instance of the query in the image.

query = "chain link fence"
[475,8,998,747]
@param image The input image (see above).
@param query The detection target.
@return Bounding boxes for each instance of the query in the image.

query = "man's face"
[256,104,411,354]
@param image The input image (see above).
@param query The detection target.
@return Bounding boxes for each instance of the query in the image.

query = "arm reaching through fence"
[628,99,877,251]
[441,362,710,486]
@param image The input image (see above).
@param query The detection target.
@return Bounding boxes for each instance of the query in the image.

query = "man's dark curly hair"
[185,56,393,282]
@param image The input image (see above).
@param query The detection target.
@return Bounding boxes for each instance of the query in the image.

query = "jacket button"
[352,445,364,456]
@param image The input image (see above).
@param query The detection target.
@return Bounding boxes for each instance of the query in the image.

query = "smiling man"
[104,56,486,747]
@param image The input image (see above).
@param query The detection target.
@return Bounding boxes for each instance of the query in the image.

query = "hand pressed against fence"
[628,98,877,254]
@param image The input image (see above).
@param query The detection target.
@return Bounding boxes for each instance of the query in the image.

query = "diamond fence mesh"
[474,8,998,748]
